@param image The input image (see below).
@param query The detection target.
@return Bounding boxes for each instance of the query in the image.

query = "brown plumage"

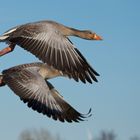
[0,62,91,123]
[0,20,102,84]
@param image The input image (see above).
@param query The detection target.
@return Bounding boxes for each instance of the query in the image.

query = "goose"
[0,20,102,84]
[0,62,91,123]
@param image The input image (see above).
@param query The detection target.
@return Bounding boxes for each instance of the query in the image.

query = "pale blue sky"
[0,0,140,140]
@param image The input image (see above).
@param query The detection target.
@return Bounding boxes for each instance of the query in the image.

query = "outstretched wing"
[3,68,91,122]
[8,25,99,83]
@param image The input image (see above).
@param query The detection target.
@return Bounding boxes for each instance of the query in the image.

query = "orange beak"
[94,34,103,40]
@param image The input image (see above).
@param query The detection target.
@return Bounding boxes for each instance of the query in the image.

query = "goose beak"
[93,34,103,40]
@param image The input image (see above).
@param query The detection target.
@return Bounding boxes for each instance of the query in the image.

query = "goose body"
[0,62,91,123]
[0,20,102,84]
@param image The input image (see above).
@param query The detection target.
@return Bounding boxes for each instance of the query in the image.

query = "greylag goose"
[0,20,102,83]
[0,62,91,123]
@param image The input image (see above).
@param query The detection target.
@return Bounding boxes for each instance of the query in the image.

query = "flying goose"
[0,20,102,84]
[0,62,91,123]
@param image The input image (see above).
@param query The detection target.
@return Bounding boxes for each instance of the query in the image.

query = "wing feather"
[10,30,99,83]
[3,68,91,122]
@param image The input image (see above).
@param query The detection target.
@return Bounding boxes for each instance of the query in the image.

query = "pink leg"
[0,43,16,57]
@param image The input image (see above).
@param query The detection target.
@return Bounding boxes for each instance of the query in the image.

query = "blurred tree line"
[19,128,60,140]
[18,128,140,140]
